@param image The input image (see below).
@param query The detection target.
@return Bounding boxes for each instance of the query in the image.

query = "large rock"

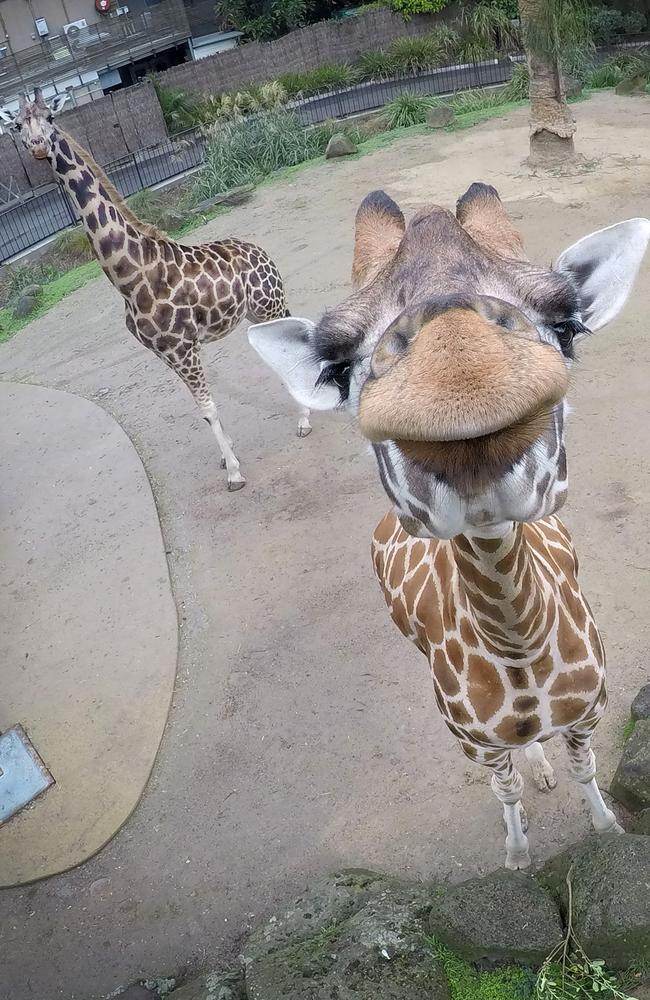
[167,971,244,1000]
[564,76,583,99]
[325,133,357,158]
[426,105,454,129]
[540,834,650,968]
[611,719,650,812]
[12,293,39,318]
[630,809,650,835]
[245,881,449,999]
[241,869,390,963]
[428,869,562,966]
[615,74,648,95]
[632,684,650,722]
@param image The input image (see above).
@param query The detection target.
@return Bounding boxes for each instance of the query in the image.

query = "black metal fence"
[0,128,206,263]
[0,56,515,264]
[293,56,514,125]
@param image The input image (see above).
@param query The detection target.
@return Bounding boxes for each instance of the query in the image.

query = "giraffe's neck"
[49,130,140,287]
[450,522,550,659]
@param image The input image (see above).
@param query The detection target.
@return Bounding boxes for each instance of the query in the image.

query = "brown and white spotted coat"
[3,89,311,490]
[248,184,650,868]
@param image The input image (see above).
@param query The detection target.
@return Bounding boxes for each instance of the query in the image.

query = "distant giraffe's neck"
[49,129,144,286]
[450,523,550,659]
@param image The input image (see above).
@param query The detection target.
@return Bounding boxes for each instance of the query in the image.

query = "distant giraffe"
[1,89,311,490]
[248,184,650,868]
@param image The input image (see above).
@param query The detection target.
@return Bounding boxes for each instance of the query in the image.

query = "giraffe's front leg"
[563,729,623,834]
[465,745,531,869]
[525,741,557,791]
[297,405,312,437]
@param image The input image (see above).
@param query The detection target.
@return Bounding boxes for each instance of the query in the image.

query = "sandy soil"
[1,91,650,999]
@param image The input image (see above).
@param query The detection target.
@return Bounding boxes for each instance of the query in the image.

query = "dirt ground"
[1,91,650,1000]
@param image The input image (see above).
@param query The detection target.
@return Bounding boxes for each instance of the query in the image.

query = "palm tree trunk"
[518,0,576,163]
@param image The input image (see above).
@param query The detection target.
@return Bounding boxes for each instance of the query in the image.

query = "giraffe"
[247,184,650,869]
[0,89,311,491]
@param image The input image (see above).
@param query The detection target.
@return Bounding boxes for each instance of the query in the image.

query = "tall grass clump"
[383,92,439,128]
[451,87,508,114]
[278,62,357,97]
[192,110,324,200]
[466,1,520,53]
[503,61,529,100]
[357,48,397,80]
[152,80,207,133]
[388,35,444,73]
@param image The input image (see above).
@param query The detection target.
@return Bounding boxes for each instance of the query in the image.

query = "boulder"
[539,834,650,968]
[632,684,650,722]
[615,74,648,95]
[428,869,562,966]
[426,105,454,129]
[245,881,449,1000]
[611,719,650,812]
[12,294,39,318]
[167,971,244,1000]
[325,134,357,158]
[20,283,42,299]
[630,809,650,835]
[564,76,583,99]
[241,869,390,964]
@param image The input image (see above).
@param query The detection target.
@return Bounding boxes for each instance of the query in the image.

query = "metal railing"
[0,0,191,98]
[293,56,514,125]
[0,128,205,263]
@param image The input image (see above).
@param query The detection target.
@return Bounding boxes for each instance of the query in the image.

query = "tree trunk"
[518,0,576,164]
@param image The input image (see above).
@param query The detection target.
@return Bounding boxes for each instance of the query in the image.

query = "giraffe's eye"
[316,360,352,402]
[552,318,589,358]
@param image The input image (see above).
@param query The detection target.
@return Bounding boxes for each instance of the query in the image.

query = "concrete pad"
[0,383,178,886]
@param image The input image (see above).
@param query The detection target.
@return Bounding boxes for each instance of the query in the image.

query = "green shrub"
[429,24,460,61]
[152,80,207,133]
[588,50,650,88]
[467,1,520,53]
[278,62,357,97]
[451,87,507,114]
[192,109,325,200]
[52,226,93,262]
[357,48,397,80]
[383,92,439,128]
[589,6,625,44]
[503,61,529,100]
[455,35,497,63]
[623,11,647,35]
[386,0,451,20]
[587,59,625,88]
[388,35,445,73]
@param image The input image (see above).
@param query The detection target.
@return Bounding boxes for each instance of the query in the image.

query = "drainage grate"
[0,724,54,824]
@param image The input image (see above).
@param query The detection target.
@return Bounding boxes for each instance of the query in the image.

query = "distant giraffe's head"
[250,185,650,539]
[0,88,69,160]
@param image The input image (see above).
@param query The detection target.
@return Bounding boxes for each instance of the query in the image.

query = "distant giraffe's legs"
[525,741,557,791]
[164,342,245,491]
[297,406,312,437]
[563,729,623,834]
[463,744,530,869]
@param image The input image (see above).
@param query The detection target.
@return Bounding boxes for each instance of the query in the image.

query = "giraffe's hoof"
[227,478,246,492]
[297,424,313,438]
[505,849,531,871]
[530,761,557,792]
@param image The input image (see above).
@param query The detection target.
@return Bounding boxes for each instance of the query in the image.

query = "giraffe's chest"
[371,512,607,749]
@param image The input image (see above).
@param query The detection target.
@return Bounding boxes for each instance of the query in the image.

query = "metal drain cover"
[0,724,54,824]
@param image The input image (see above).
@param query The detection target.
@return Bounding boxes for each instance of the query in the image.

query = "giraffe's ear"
[49,93,70,116]
[555,218,650,331]
[248,318,342,410]
[0,108,16,125]
[352,190,404,289]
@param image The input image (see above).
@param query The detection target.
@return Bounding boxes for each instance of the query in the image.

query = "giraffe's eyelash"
[552,318,590,358]
[315,360,352,401]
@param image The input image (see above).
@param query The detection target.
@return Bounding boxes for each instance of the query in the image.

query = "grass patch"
[623,717,636,741]
[383,93,439,128]
[0,260,100,343]
[428,938,535,999]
